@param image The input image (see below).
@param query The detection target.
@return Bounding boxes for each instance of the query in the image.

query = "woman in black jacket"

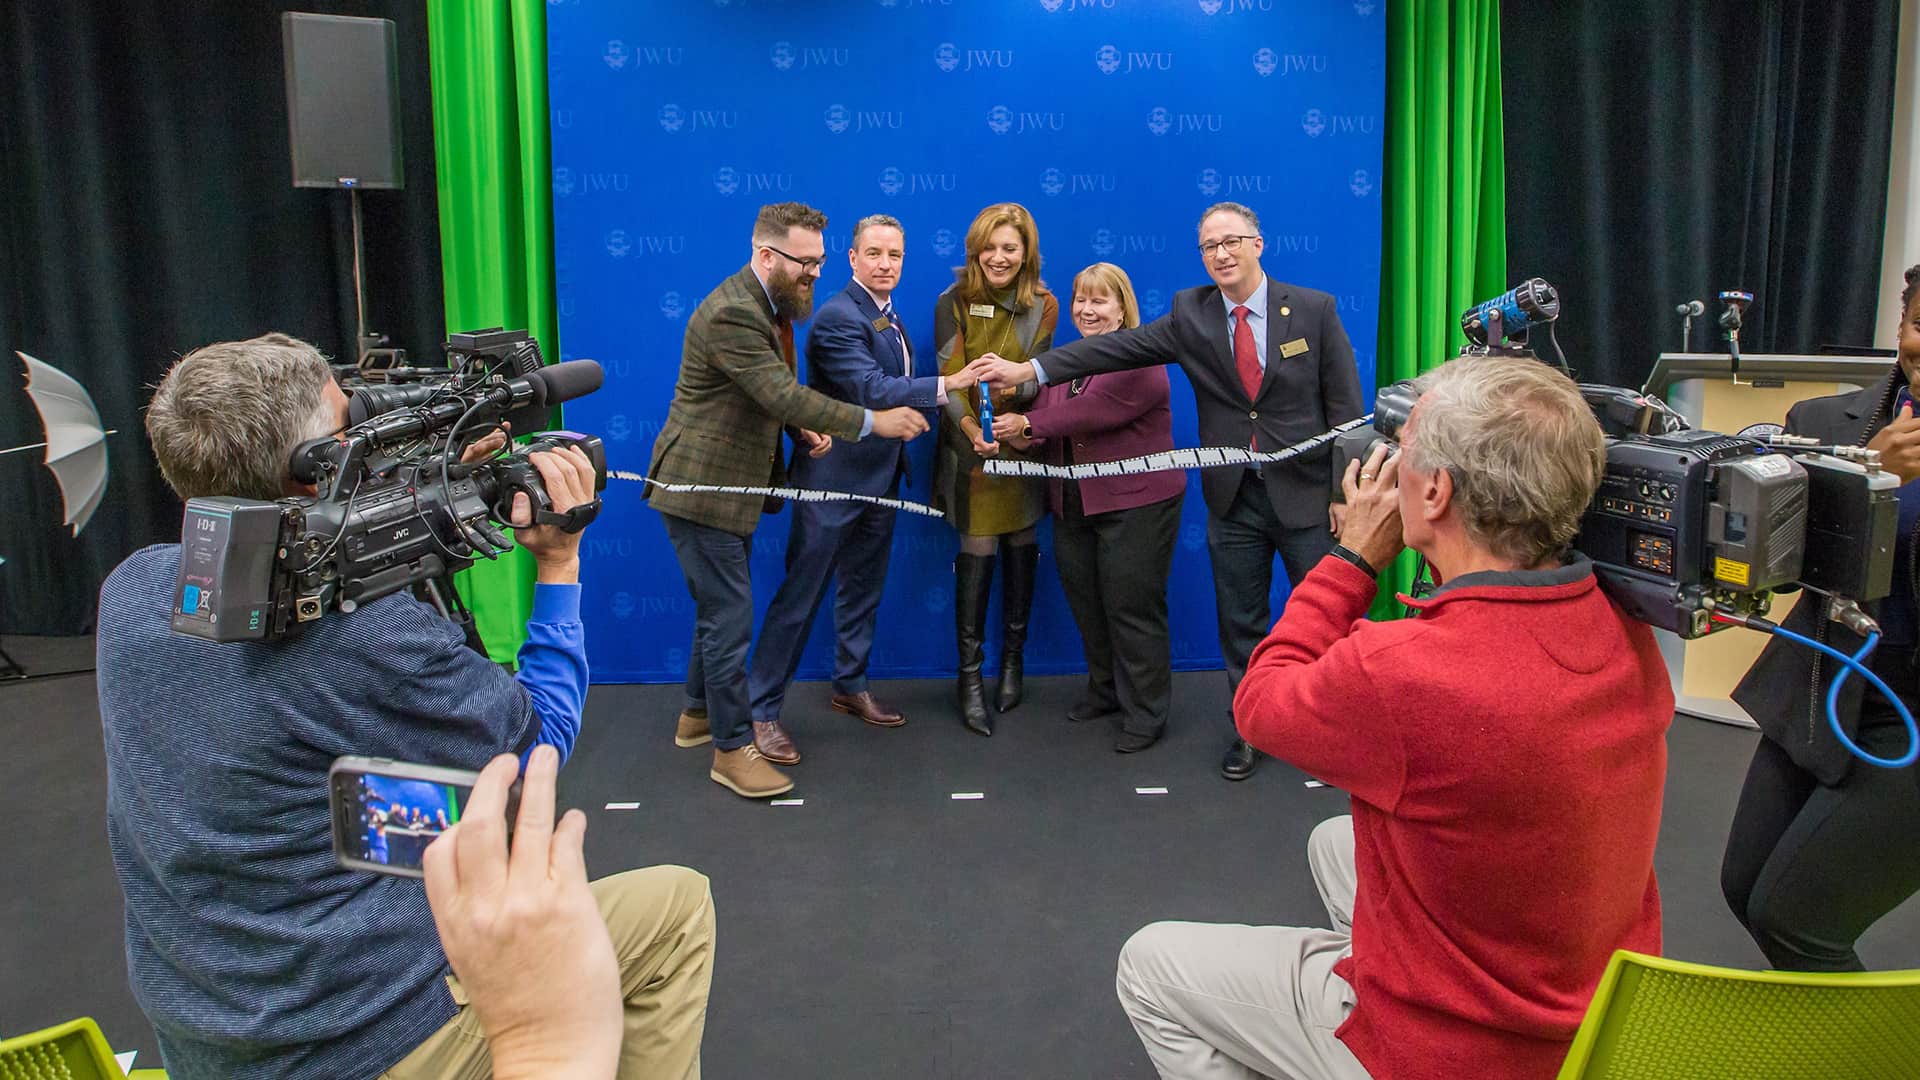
[1724,265,1920,971]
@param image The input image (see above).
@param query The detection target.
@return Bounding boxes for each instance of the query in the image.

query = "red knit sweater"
[1235,554,1671,1080]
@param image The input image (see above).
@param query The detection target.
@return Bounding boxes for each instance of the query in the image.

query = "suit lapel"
[1201,286,1238,398]
[846,283,897,376]
[1260,282,1293,400]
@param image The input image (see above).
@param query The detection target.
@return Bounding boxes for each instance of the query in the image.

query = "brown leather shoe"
[710,745,794,798]
[753,720,801,765]
[674,709,712,748]
[830,690,906,727]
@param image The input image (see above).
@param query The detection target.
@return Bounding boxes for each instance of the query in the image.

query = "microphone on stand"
[1718,290,1755,381]
[1676,299,1705,352]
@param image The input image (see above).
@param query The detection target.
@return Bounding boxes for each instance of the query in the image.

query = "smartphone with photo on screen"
[329,756,520,878]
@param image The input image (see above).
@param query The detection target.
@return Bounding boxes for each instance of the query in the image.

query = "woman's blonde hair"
[957,202,1044,309]
[1070,262,1141,330]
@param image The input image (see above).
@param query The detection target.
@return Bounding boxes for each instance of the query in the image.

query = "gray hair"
[146,333,339,500]
[852,213,904,248]
[1198,201,1261,235]
[1403,356,1606,566]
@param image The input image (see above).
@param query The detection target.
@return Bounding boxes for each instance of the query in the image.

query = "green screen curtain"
[425,0,556,662]
[1370,0,1508,616]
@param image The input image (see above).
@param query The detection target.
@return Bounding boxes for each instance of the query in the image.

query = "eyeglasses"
[1198,234,1259,258]
[762,244,826,275]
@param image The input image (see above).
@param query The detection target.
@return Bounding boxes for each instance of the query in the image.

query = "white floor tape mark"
[1136,786,1169,795]
[951,792,985,800]
[771,798,805,806]
[1304,780,1327,789]
[604,802,640,810]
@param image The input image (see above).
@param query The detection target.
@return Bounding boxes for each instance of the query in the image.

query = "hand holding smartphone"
[330,756,521,878]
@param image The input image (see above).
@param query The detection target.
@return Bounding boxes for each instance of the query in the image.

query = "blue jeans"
[663,513,756,750]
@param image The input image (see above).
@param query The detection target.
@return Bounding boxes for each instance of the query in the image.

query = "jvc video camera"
[1333,375,1898,638]
[170,329,608,643]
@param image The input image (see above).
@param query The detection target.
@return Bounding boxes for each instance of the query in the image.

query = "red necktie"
[1232,305,1260,400]
[1233,305,1260,450]
[776,317,796,371]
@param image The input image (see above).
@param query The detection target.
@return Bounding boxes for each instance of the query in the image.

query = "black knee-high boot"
[955,553,995,735]
[996,541,1039,713]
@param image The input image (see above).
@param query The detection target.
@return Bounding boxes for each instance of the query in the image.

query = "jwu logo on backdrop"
[1301,109,1376,137]
[825,104,906,133]
[1039,0,1117,11]
[988,106,1066,134]
[1253,49,1327,76]
[1147,108,1224,136]
[1196,169,1273,196]
[934,43,1015,72]
[1095,45,1174,74]
[1039,167,1117,197]
[931,229,958,257]
[770,42,851,70]
[712,167,794,196]
[552,168,630,196]
[879,167,958,196]
[604,41,683,68]
[658,105,739,133]
[604,231,686,259]
[1199,0,1275,13]
[1090,229,1167,258]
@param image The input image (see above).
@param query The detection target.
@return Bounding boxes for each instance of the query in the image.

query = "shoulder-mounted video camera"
[171,329,609,643]
[1332,288,1898,638]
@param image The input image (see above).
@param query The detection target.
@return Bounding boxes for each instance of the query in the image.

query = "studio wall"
[548,0,1386,683]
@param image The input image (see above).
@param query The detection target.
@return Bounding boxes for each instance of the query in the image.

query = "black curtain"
[1502,0,1901,390]
[0,1,445,634]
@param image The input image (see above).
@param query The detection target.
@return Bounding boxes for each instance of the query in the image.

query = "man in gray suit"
[964,202,1365,780]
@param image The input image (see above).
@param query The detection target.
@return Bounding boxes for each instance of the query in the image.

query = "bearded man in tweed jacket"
[648,201,929,798]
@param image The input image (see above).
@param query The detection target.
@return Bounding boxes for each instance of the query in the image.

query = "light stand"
[344,181,406,370]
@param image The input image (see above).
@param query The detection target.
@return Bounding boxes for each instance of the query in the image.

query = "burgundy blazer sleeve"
[1024,365,1171,440]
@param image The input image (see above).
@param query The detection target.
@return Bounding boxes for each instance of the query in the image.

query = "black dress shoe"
[1221,738,1258,780]
[1067,698,1119,723]
[1114,729,1162,753]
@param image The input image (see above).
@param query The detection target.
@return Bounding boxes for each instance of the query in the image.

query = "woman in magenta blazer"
[992,263,1185,751]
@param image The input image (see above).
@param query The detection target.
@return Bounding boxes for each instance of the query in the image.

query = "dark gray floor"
[4,633,1918,1078]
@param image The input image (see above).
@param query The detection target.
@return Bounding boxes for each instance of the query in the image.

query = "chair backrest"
[1558,950,1920,1079]
[0,1018,124,1080]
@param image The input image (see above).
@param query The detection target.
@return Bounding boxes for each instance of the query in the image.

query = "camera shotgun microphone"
[349,360,604,446]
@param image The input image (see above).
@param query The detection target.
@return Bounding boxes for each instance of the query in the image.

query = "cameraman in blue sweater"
[97,334,713,1079]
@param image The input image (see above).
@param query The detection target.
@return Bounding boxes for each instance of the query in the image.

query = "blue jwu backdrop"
[547,0,1385,684]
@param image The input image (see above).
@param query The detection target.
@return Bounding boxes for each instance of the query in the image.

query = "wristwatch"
[1020,419,1033,440]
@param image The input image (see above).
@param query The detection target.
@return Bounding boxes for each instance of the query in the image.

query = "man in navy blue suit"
[745,214,984,756]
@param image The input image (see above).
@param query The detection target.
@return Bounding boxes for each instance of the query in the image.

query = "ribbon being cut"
[608,416,1373,515]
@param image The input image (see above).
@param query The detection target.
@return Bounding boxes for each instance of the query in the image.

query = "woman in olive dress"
[933,202,1054,735]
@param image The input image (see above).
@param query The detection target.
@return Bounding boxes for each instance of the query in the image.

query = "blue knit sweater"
[97,544,587,1079]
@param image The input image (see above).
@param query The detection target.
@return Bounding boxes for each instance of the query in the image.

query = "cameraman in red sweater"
[1116,356,1673,1080]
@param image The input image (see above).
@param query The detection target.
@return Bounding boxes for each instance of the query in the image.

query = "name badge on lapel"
[1279,337,1311,359]
[872,316,891,331]
[968,303,998,319]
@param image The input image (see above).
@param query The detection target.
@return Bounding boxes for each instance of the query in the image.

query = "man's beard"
[768,265,816,322]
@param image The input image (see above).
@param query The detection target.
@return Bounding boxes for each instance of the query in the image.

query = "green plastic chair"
[0,1018,165,1080]
[1557,950,1920,1078]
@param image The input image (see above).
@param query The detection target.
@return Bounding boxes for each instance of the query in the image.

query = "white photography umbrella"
[4,352,115,536]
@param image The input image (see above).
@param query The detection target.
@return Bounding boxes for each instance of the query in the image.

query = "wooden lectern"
[1641,353,1895,728]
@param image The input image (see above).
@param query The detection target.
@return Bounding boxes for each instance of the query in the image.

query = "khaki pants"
[383,865,715,1080]
[1116,817,1372,1080]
